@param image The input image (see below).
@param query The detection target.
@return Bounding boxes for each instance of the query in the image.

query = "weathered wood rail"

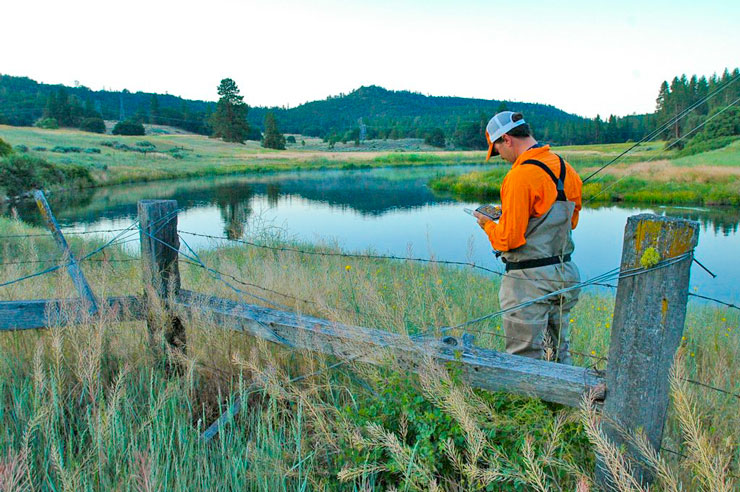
[0,197,700,490]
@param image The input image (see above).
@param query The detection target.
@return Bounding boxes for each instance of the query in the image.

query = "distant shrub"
[0,154,92,197]
[35,117,59,129]
[14,144,29,153]
[424,128,446,148]
[112,120,146,136]
[84,148,101,154]
[674,136,739,158]
[136,140,155,148]
[79,117,106,134]
[286,135,296,144]
[32,146,47,152]
[51,146,83,153]
[0,138,12,157]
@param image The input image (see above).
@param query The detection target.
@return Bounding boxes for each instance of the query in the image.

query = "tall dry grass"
[0,216,738,490]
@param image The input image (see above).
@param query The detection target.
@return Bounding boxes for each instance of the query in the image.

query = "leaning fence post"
[597,214,699,489]
[138,200,185,370]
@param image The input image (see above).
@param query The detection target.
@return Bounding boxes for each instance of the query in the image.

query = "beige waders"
[499,156,580,364]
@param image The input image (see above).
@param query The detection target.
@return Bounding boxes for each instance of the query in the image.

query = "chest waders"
[497,155,580,364]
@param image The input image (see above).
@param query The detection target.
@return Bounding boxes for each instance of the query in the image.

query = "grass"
[0,126,483,198]
[0,217,738,490]
[431,138,740,206]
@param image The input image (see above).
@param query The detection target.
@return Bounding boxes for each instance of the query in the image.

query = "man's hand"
[473,211,493,230]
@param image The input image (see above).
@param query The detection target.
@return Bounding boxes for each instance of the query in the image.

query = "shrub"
[0,137,12,157]
[79,117,106,134]
[32,146,47,152]
[51,146,83,153]
[136,140,155,148]
[286,135,296,144]
[35,117,59,129]
[674,136,739,158]
[84,148,101,154]
[14,144,29,153]
[0,154,94,197]
[112,120,146,136]
[424,128,446,148]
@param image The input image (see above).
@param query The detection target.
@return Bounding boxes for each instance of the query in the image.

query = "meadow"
[0,126,481,198]
[3,126,740,206]
[430,139,740,206]
[0,216,737,490]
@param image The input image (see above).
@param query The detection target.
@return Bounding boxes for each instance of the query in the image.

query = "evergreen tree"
[210,78,250,144]
[262,111,286,150]
[150,94,160,124]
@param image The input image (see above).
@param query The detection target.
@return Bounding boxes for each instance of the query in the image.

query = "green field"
[0,217,737,490]
[3,126,740,206]
[0,126,482,198]
[431,139,740,206]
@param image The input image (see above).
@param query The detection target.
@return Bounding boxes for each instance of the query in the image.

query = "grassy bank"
[1,218,738,489]
[430,139,740,206]
[0,126,482,198]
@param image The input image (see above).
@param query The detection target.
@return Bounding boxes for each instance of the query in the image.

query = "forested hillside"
[2,70,737,148]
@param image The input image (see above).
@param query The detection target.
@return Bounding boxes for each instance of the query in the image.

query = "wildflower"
[690,352,695,357]
[591,350,596,356]
[437,279,443,285]
[569,318,574,323]
[345,265,351,271]
[605,323,610,328]
[721,317,726,322]
[682,336,686,341]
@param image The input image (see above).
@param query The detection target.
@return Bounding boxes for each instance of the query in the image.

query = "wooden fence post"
[138,200,185,370]
[597,214,699,489]
[34,190,99,315]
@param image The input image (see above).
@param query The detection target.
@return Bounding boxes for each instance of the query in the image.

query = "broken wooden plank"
[0,296,145,331]
[176,289,605,408]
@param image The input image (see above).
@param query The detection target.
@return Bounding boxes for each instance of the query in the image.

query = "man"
[474,111,582,364]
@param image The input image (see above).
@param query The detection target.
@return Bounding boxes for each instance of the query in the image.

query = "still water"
[7,166,740,303]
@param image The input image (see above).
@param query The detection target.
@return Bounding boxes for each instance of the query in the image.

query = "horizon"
[2,0,738,118]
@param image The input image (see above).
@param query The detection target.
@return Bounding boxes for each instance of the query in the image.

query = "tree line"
[2,69,738,149]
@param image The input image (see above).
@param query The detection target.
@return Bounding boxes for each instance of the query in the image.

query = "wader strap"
[521,155,567,201]
[503,253,572,272]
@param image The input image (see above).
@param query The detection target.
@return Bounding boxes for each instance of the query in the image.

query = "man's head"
[485,112,536,163]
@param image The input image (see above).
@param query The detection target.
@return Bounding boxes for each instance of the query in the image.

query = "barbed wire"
[0,208,179,289]
[178,229,504,274]
[681,377,740,400]
[0,228,132,240]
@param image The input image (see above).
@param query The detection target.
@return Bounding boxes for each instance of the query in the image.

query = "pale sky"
[2,0,738,118]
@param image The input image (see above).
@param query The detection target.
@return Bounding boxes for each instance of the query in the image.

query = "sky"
[2,0,738,118]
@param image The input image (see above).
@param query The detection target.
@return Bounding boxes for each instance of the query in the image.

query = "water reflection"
[2,166,738,301]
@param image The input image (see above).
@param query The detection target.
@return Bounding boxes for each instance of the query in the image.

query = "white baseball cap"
[485,111,526,161]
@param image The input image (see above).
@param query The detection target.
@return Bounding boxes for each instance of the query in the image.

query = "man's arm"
[476,173,530,252]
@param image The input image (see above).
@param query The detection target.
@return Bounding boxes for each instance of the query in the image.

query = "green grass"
[0,126,483,198]
[431,139,740,206]
[1,217,738,489]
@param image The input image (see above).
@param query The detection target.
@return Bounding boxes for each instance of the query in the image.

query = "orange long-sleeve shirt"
[483,145,582,252]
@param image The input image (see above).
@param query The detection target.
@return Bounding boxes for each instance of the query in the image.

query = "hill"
[0,75,652,146]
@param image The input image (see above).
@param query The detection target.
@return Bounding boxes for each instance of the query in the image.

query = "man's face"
[494,135,516,163]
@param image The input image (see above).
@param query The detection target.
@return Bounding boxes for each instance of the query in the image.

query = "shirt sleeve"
[482,172,530,251]
[568,164,583,229]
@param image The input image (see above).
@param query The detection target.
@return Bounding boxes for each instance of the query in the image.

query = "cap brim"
[486,142,497,161]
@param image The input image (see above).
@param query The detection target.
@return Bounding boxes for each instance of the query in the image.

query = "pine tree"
[210,78,250,144]
[150,94,160,124]
[262,111,286,150]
